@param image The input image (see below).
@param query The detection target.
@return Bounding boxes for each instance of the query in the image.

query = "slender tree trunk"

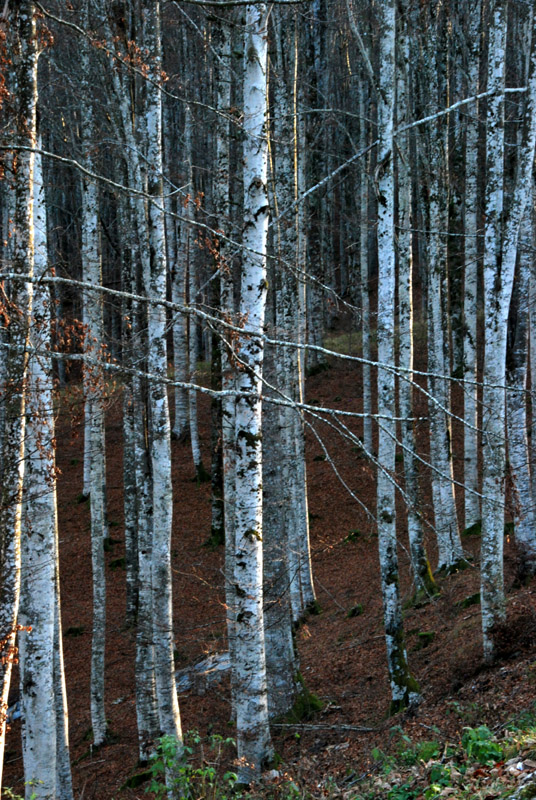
[397,5,436,597]
[142,0,182,745]
[0,4,37,787]
[80,29,108,741]
[233,3,273,780]
[507,201,536,578]
[424,6,464,572]
[18,149,60,800]
[376,0,420,713]
[482,1,536,660]
[480,0,508,662]
[359,86,373,457]
[463,0,482,531]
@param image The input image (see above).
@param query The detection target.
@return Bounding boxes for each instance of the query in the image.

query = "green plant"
[4,784,38,800]
[387,782,418,800]
[146,732,238,800]
[461,725,503,764]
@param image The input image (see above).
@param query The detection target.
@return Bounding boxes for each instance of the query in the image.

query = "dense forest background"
[2,0,536,797]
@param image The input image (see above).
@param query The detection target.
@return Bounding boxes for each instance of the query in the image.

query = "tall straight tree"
[422,2,464,573]
[80,0,107,745]
[232,2,273,780]
[481,0,536,660]
[19,148,73,800]
[463,0,482,531]
[272,6,315,626]
[142,0,182,744]
[0,2,37,789]
[375,0,420,711]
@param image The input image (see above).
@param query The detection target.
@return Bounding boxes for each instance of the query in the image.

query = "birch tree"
[0,2,37,787]
[232,2,273,779]
[19,148,73,800]
[396,2,436,598]
[462,0,482,531]
[142,0,182,745]
[421,2,464,573]
[481,0,536,661]
[80,0,107,745]
[375,0,420,712]
[507,198,536,579]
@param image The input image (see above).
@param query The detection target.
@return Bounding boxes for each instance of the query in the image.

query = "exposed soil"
[4,351,536,799]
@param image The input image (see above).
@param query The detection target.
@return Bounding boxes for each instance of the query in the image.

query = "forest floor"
[4,343,536,799]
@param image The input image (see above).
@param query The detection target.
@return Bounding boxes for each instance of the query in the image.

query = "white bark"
[463,0,482,530]
[19,148,58,800]
[507,200,536,576]
[376,0,420,711]
[397,7,435,597]
[142,0,182,745]
[0,4,37,788]
[80,6,107,744]
[482,0,536,661]
[481,0,508,662]
[119,194,138,628]
[233,3,273,780]
[424,10,463,572]
[263,9,300,717]
[181,105,205,482]
[211,10,238,713]
[100,5,162,754]
[273,12,315,625]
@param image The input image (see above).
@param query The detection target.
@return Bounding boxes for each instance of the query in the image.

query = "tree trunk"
[142,0,182,744]
[0,3,37,787]
[19,148,60,800]
[376,0,420,713]
[233,3,273,780]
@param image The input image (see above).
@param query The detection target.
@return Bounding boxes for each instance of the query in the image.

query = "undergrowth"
[140,707,536,800]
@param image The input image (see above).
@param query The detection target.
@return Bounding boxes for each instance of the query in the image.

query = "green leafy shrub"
[146,731,237,800]
[461,725,503,764]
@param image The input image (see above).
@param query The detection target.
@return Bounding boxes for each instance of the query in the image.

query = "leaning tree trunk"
[375,0,420,713]
[232,2,273,781]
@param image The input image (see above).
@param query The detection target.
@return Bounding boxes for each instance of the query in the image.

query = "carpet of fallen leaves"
[3,336,536,799]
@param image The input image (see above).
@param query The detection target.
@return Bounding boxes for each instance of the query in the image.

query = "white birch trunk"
[481,0,508,662]
[397,8,436,597]
[0,4,37,788]
[463,0,482,531]
[233,3,273,779]
[482,0,536,661]
[18,148,58,800]
[101,6,162,753]
[181,105,205,482]
[119,194,138,627]
[423,10,464,572]
[376,0,420,712]
[210,10,239,713]
[142,0,182,745]
[80,12,108,743]
[263,10,301,716]
[507,200,536,577]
